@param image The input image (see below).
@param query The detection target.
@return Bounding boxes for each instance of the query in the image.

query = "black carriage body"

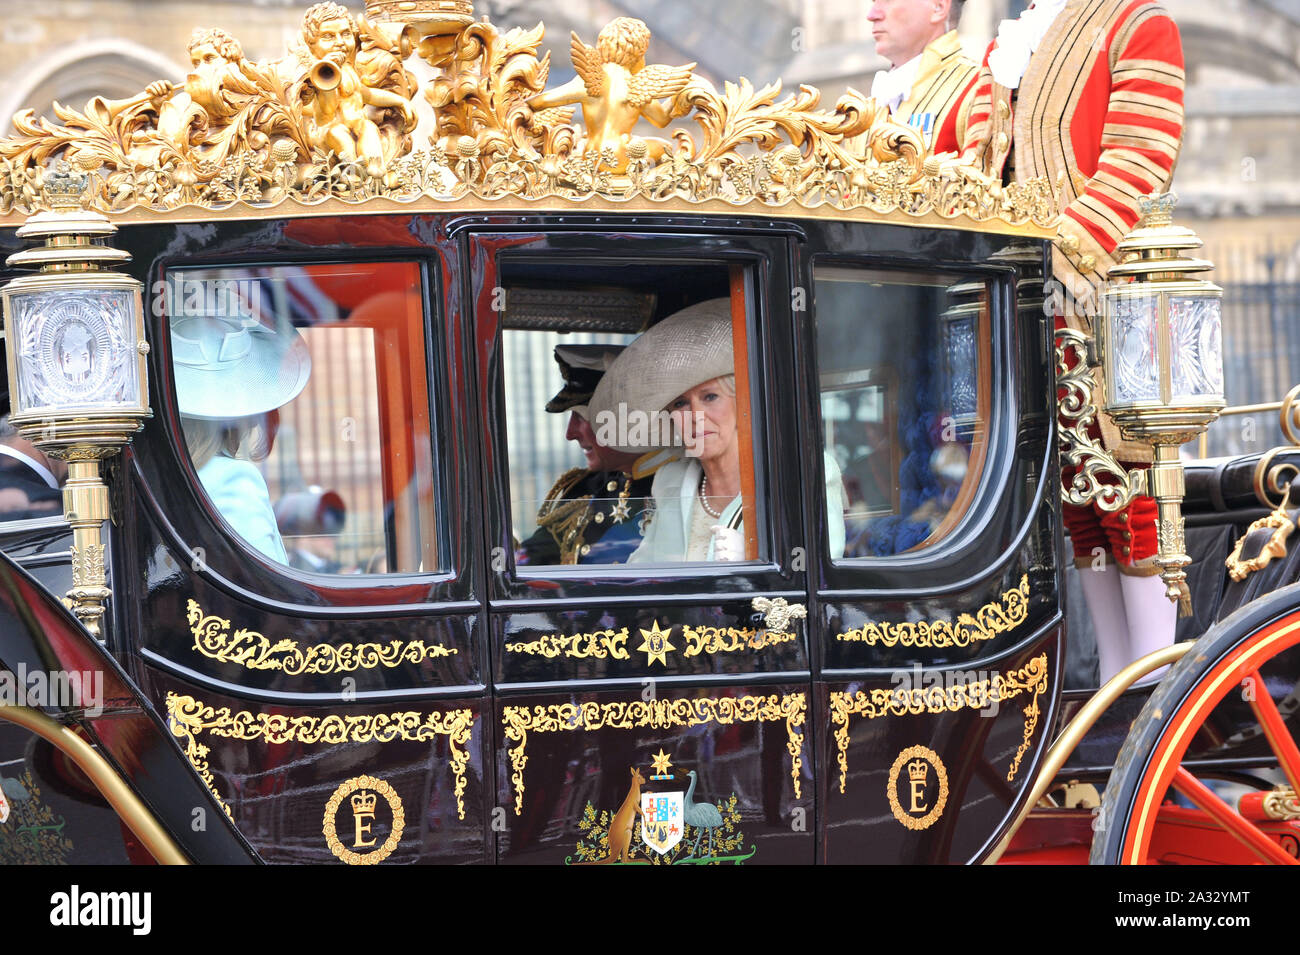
[0,209,1067,864]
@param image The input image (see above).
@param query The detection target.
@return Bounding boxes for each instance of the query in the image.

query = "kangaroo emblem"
[594,766,645,864]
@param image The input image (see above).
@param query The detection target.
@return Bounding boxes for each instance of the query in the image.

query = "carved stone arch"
[0,40,187,133]
[1181,22,1300,86]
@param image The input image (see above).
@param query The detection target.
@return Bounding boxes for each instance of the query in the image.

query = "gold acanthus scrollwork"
[828,653,1049,794]
[501,693,806,814]
[505,628,629,659]
[165,692,474,820]
[1225,489,1295,582]
[1263,787,1300,821]
[186,599,456,673]
[1055,327,1141,512]
[836,575,1030,648]
[0,7,417,201]
[0,11,1056,234]
[681,625,796,655]
[504,623,796,659]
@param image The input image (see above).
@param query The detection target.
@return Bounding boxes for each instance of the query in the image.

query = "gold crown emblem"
[351,789,378,814]
[42,161,90,212]
[907,759,929,783]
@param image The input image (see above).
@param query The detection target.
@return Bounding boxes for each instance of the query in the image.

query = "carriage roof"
[0,4,1054,239]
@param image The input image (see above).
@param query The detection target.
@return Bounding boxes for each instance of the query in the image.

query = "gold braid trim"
[502,693,806,814]
[165,692,475,820]
[535,468,594,564]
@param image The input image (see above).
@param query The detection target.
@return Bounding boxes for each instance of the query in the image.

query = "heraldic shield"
[640,789,685,855]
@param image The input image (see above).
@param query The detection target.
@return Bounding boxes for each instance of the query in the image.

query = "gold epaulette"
[536,468,594,564]
[537,468,591,514]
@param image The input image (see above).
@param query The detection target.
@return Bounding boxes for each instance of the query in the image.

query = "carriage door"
[799,227,1065,863]
[132,236,489,865]
[468,225,815,864]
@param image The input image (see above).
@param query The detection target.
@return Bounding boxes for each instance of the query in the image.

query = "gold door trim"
[165,692,474,820]
[829,653,1049,794]
[502,692,806,814]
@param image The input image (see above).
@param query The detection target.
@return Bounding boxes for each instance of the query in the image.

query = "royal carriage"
[0,0,1294,866]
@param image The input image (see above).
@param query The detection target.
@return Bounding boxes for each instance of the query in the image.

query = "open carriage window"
[499,261,789,569]
[167,261,439,575]
[813,266,990,559]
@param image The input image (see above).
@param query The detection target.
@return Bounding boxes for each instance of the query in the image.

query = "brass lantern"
[1097,192,1225,609]
[1,167,151,636]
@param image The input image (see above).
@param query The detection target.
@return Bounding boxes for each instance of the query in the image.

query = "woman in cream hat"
[172,314,312,564]
[591,299,845,562]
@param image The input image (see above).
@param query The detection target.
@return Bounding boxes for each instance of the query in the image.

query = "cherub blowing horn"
[527,17,695,174]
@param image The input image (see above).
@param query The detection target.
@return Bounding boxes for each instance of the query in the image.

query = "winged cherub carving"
[527,17,695,173]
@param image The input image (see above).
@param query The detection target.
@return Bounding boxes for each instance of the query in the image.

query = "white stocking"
[1078,562,1129,685]
[1119,571,1177,683]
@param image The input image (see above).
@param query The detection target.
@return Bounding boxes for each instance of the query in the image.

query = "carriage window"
[813,267,990,558]
[167,262,438,575]
[499,262,783,568]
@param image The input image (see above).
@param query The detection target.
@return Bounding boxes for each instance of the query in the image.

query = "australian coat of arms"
[568,750,755,865]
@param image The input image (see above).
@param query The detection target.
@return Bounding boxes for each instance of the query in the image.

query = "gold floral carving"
[186,598,455,673]
[829,653,1049,794]
[836,575,1030,648]
[165,691,474,819]
[0,11,1055,235]
[322,775,405,865]
[503,623,795,659]
[502,692,806,814]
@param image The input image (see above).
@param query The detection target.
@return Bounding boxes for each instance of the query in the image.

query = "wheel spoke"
[1171,767,1298,865]
[1244,667,1300,795]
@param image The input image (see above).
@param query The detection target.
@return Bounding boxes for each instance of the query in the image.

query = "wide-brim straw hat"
[588,298,734,454]
[172,315,312,420]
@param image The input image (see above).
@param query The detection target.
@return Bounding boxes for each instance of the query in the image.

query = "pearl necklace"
[699,474,722,519]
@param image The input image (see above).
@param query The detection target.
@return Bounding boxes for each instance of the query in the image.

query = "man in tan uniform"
[867,0,979,154]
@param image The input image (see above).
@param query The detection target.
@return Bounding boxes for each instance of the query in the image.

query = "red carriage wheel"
[1091,586,1300,864]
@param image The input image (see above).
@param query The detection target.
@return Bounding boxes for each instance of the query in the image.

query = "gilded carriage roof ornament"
[0,0,1055,233]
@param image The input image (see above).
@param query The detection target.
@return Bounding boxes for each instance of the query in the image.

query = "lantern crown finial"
[1137,191,1178,229]
[42,162,90,213]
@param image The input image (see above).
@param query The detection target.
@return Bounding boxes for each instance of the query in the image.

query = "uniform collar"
[874,30,963,113]
[871,52,923,112]
[987,0,1071,89]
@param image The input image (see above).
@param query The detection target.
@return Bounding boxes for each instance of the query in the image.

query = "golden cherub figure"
[527,17,695,174]
[297,2,415,178]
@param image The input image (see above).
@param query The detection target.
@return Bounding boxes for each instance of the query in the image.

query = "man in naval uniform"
[516,345,657,566]
[962,0,1185,682]
[867,0,979,154]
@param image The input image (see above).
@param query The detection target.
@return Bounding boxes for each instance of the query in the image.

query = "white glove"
[710,525,744,562]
